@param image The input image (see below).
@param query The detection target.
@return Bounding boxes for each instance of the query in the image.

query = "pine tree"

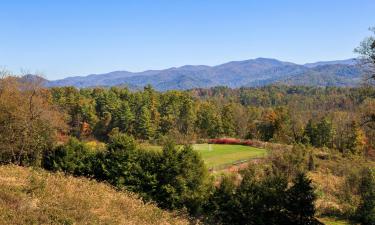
[316,118,334,148]
[356,168,375,225]
[136,105,154,140]
[205,175,238,225]
[304,119,317,146]
[156,142,210,214]
[286,173,317,225]
[111,101,134,134]
[144,85,160,135]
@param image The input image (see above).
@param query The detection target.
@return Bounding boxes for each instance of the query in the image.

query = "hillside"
[0,165,189,225]
[45,58,364,90]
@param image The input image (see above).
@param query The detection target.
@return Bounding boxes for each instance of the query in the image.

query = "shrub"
[43,134,211,215]
[242,140,254,146]
[209,138,241,145]
[208,138,254,146]
[42,138,98,176]
[204,168,320,225]
[153,142,211,214]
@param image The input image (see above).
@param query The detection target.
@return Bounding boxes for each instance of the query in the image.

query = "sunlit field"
[140,143,267,169]
[193,144,267,168]
[318,217,350,225]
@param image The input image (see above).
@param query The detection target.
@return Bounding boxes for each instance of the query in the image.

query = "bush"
[151,142,211,214]
[98,132,142,189]
[208,138,254,146]
[42,138,98,176]
[204,168,320,225]
[43,134,211,215]
[209,138,242,145]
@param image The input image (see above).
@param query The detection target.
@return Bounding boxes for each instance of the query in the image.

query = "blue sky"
[0,0,374,80]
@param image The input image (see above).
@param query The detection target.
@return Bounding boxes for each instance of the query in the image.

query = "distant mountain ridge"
[45,58,364,91]
[304,58,358,68]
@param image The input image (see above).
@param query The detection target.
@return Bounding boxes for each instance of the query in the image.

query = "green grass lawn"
[193,144,266,168]
[140,143,267,169]
[318,217,351,225]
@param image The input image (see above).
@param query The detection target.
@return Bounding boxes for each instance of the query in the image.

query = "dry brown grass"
[0,165,190,225]
[309,150,375,217]
[309,171,350,216]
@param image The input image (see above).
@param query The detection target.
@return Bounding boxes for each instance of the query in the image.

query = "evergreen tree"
[237,169,290,225]
[286,173,317,225]
[155,142,210,214]
[104,132,141,190]
[304,119,317,146]
[78,98,98,137]
[356,168,375,225]
[136,105,154,140]
[316,118,334,148]
[143,85,160,135]
[111,101,134,134]
[204,175,238,225]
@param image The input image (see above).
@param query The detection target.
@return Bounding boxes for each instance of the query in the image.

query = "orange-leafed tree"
[0,73,66,166]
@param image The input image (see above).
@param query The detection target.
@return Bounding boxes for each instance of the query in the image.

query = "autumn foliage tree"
[0,74,65,166]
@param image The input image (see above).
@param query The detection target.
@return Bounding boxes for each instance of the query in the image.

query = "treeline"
[50,85,375,154]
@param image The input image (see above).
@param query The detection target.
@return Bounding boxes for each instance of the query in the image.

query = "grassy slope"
[0,165,189,225]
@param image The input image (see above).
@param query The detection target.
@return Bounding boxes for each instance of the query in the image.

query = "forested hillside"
[45,58,364,90]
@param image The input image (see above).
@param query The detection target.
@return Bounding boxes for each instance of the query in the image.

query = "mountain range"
[45,58,364,91]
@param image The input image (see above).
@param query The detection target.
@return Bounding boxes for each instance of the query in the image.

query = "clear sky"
[1,0,374,80]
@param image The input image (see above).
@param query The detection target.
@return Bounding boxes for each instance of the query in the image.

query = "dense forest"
[46,84,375,153]
[0,28,375,225]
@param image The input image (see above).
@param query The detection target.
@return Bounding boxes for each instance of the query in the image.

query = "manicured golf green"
[139,143,267,169]
[193,144,267,168]
[318,218,350,225]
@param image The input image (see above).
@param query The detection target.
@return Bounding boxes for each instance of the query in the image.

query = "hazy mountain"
[304,58,358,68]
[45,58,365,90]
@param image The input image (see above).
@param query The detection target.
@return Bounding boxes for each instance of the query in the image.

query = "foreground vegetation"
[0,165,188,225]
